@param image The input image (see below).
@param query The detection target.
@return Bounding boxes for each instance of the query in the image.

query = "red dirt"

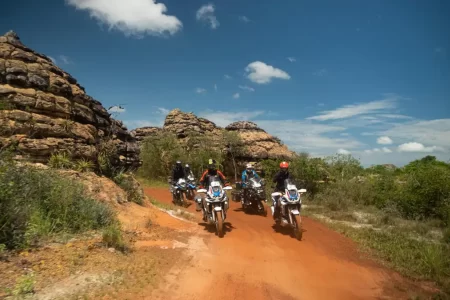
[145,187,435,300]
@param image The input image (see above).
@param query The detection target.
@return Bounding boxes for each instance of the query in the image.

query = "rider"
[199,160,228,189]
[171,160,185,190]
[241,163,260,205]
[184,163,194,179]
[272,161,292,219]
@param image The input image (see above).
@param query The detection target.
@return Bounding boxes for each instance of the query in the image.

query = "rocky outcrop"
[226,121,293,159]
[131,126,162,143]
[0,31,140,169]
[132,109,293,162]
[163,109,221,138]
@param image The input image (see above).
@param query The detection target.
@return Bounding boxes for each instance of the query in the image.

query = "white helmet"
[246,163,253,171]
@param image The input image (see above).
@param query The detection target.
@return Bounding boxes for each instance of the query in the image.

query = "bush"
[113,171,144,205]
[102,223,128,252]
[0,159,115,249]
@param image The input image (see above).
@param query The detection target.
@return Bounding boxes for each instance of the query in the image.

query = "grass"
[0,159,116,250]
[303,203,450,297]
[12,273,35,296]
[102,223,128,252]
[136,177,168,188]
[113,172,144,205]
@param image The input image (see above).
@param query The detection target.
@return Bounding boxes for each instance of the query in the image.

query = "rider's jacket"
[241,170,259,187]
[199,169,227,188]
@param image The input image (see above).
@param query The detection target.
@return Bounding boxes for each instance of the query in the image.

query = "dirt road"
[146,188,430,300]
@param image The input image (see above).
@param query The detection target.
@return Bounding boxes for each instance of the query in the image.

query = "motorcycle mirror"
[299,189,307,193]
[197,189,207,193]
[223,186,232,190]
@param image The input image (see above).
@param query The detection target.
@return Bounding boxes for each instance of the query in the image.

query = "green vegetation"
[102,223,128,252]
[0,151,115,250]
[138,130,243,181]
[12,273,35,296]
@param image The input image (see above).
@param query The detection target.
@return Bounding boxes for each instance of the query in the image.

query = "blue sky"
[1,0,449,166]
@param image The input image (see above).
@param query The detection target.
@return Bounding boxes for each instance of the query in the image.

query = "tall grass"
[0,157,115,249]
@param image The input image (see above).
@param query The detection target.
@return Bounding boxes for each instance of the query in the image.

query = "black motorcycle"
[241,177,267,216]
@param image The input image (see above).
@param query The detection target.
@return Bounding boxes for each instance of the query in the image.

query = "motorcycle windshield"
[249,177,261,185]
[288,189,298,200]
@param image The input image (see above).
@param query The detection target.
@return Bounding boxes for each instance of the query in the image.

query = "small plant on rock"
[48,152,73,169]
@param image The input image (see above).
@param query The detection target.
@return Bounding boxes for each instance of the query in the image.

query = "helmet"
[246,163,253,172]
[208,163,216,171]
[176,160,182,165]
[280,161,289,169]
[185,164,190,168]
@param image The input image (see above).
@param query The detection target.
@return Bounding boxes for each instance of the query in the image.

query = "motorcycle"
[196,178,232,238]
[242,177,267,216]
[271,179,306,240]
[186,174,197,200]
[172,178,188,206]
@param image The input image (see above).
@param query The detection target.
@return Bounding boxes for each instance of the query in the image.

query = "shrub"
[0,159,115,249]
[102,223,128,252]
[74,159,95,172]
[113,171,144,205]
[48,152,73,169]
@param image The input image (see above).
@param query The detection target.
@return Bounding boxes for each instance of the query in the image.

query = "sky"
[1,0,449,166]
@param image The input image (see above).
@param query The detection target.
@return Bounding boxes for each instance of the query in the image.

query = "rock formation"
[131,109,293,162]
[225,121,292,159]
[0,31,140,169]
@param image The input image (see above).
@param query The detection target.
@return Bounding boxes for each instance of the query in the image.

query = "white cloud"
[313,68,328,76]
[398,142,441,153]
[381,119,450,149]
[307,95,398,121]
[156,107,169,114]
[48,56,57,64]
[239,16,250,23]
[66,0,182,37]
[224,74,232,79]
[337,149,351,154]
[377,136,393,145]
[382,147,392,153]
[245,61,291,84]
[377,114,413,120]
[108,105,125,113]
[196,4,219,29]
[214,84,217,91]
[59,55,72,64]
[364,149,372,154]
[287,57,296,62]
[340,132,350,136]
[196,88,207,94]
[233,93,240,99]
[373,148,381,152]
[199,110,265,127]
[238,85,255,92]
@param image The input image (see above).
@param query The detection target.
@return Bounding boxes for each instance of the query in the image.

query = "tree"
[222,130,246,181]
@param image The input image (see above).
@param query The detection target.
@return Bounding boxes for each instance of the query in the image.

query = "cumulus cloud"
[398,142,441,153]
[337,149,351,154]
[238,85,255,92]
[382,147,392,153]
[233,93,240,99]
[196,4,219,29]
[307,95,398,121]
[245,61,291,84]
[377,136,393,145]
[66,0,182,37]
[196,88,207,94]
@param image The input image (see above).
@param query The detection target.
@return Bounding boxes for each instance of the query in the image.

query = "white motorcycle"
[271,179,306,241]
[196,178,232,238]
[172,178,188,206]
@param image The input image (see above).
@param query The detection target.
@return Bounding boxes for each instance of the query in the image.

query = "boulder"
[0,31,140,169]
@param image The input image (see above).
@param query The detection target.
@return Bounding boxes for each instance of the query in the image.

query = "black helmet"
[208,163,216,171]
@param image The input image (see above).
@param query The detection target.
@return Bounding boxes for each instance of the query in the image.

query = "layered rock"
[132,109,293,162]
[226,121,293,159]
[0,31,140,168]
[131,126,162,143]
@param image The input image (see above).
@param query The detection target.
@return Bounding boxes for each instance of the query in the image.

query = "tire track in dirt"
[145,187,434,300]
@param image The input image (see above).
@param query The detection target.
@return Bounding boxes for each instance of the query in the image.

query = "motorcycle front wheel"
[292,214,303,241]
[215,211,224,238]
